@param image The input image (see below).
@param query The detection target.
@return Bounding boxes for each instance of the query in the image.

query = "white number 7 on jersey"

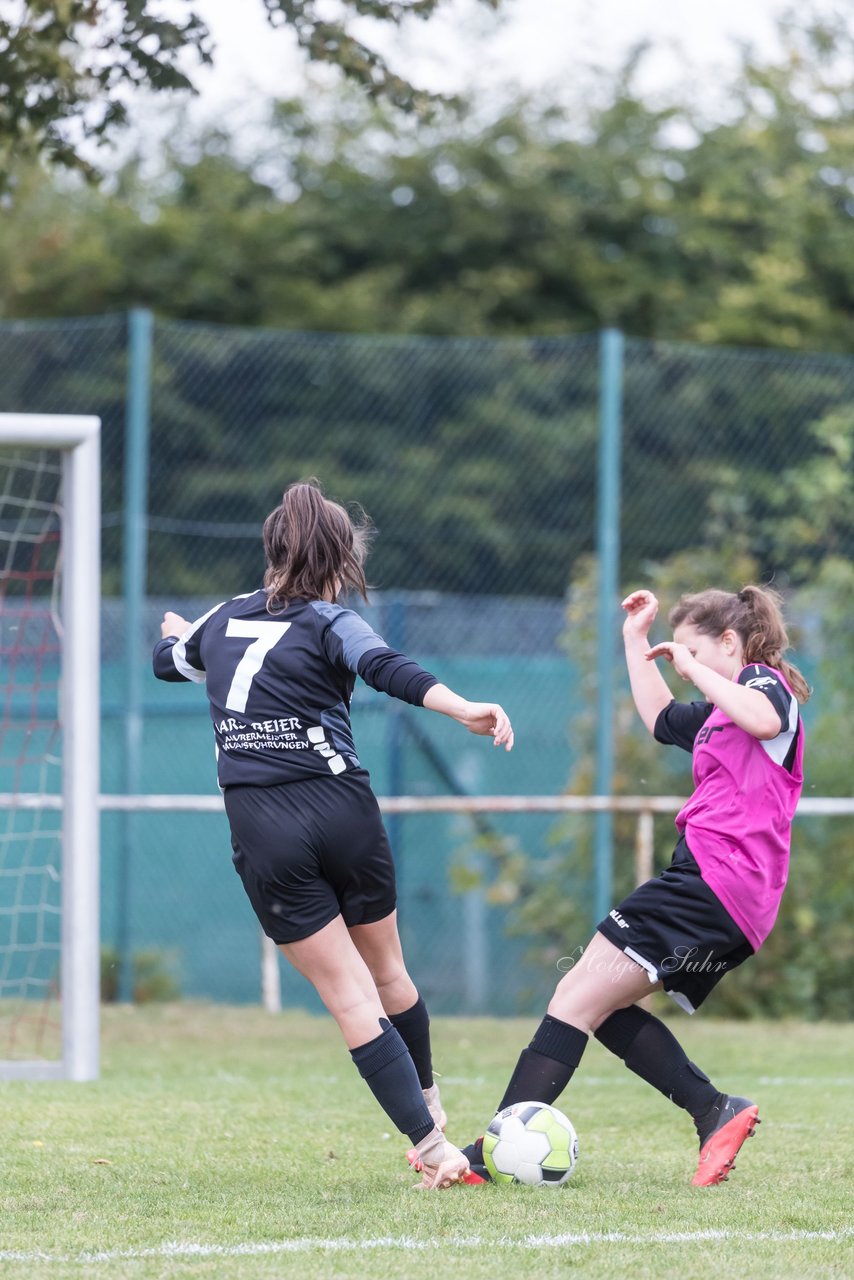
[224,619,292,714]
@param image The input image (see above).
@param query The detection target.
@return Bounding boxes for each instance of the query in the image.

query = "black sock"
[462,1137,483,1166]
[350,1020,435,1146]
[497,1015,589,1112]
[389,995,433,1089]
[595,1005,722,1136]
[465,1013,588,1176]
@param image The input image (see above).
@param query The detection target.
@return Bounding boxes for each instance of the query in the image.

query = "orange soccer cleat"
[692,1096,760,1187]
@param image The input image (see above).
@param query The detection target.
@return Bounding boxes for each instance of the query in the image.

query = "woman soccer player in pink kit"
[425,583,808,1189]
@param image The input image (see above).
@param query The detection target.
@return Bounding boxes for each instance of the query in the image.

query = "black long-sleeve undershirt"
[356,646,438,706]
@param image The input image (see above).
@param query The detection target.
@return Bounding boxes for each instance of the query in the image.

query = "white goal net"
[0,415,100,1080]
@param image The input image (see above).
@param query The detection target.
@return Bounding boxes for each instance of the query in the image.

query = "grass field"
[1,1005,852,1279]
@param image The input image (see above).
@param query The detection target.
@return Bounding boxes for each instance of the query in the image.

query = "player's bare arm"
[621,590,675,734]
[421,683,514,750]
[646,643,783,740]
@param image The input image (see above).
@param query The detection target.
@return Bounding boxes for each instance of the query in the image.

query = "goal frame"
[0,414,101,1081]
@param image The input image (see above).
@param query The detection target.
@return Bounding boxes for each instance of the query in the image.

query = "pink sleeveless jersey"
[675,668,804,951]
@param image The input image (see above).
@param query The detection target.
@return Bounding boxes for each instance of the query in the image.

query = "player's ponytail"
[263,479,373,611]
[737,585,811,703]
[669,584,811,704]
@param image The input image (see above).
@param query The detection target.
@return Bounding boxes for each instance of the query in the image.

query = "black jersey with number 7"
[152,589,438,787]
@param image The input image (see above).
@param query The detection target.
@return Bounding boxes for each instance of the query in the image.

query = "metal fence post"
[117,308,153,1002]
[634,808,654,886]
[593,328,624,926]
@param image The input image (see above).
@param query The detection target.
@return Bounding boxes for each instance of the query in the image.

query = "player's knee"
[547,974,601,1031]
[328,990,378,1025]
[546,994,596,1033]
[375,972,416,1011]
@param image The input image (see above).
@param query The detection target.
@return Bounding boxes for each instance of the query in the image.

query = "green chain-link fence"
[1,313,852,1015]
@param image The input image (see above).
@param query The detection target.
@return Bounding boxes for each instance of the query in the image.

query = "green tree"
[0,0,498,187]
[3,13,854,351]
[262,0,498,112]
[0,2,212,181]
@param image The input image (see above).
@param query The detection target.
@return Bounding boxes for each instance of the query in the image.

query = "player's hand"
[161,611,191,639]
[621,589,659,638]
[645,641,696,681]
[459,702,514,751]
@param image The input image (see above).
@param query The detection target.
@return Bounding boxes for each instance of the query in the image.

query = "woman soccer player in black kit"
[153,480,513,1190]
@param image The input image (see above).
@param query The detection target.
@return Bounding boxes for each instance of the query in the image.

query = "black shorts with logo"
[596,836,754,1012]
[224,769,397,944]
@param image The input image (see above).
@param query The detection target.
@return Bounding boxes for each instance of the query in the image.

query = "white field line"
[440,1076,854,1088]
[756,1076,854,1087]
[2,1228,852,1265]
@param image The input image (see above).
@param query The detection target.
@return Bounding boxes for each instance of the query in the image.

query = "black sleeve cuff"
[152,637,191,683]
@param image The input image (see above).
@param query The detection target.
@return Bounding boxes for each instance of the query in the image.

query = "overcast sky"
[187,0,805,111]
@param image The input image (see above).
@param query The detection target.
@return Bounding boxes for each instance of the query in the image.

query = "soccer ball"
[482,1101,578,1187]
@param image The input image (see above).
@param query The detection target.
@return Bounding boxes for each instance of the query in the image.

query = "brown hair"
[669,584,811,703]
[262,479,372,612]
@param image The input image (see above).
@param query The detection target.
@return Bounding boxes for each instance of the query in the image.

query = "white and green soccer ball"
[482,1101,578,1187]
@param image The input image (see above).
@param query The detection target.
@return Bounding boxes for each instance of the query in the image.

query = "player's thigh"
[348,910,407,982]
[548,932,660,1027]
[280,915,379,1010]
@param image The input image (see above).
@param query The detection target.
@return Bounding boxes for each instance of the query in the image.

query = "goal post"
[0,414,100,1081]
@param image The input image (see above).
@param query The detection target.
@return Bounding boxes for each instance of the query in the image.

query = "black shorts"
[224,770,397,944]
[596,836,754,1012]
